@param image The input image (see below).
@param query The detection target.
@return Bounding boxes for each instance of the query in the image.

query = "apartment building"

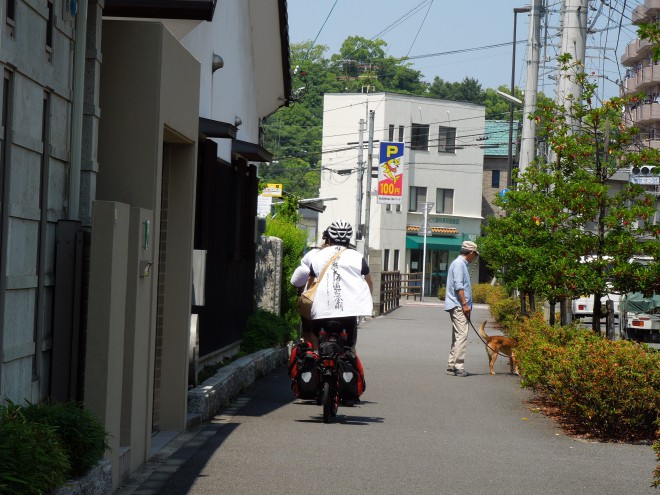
[621,0,660,150]
[318,93,485,297]
[620,0,660,216]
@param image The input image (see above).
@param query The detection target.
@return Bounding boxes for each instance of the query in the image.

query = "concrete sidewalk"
[114,300,658,495]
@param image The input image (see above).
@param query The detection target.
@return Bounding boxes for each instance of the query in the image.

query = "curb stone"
[187,347,288,424]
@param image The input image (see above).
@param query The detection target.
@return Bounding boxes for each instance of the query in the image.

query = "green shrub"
[483,285,521,326]
[508,314,660,442]
[471,283,492,304]
[21,402,109,478]
[0,403,70,494]
[241,308,296,354]
[437,283,504,304]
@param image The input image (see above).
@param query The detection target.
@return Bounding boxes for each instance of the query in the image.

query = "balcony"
[632,103,660,124]
[622,64,660,96]
[621,38,653,65]
[632,0,660,23]
[645,138,660,151]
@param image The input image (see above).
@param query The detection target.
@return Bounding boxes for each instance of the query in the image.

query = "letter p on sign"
[387,145,398,157]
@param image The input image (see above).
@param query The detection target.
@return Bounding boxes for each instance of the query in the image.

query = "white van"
[572,291,620,319]
[571,256,620,322]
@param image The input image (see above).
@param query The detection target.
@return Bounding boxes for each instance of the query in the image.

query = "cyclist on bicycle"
[300,219,373,349]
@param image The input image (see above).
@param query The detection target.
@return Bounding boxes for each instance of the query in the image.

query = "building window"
[398,125,404,142]
[388,124,394,141]
[438,126,457,152]
[46,0,54,61]
[393,249,400,271]
[492,170,501,188]
[411,123,429,150]
[386,204,391,212]
[436,188,454,214]
[409,186,427,212]
[5,0,15,36]
[395,204,401,212]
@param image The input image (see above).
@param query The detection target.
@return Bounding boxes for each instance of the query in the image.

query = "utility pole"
[508,6,531,187]
[519,0,543,174]
[556,0,588,130]
[363,110,375,263]
[354,118,365,241]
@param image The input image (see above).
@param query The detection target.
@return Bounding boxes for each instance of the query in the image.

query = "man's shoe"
[454,369,469,377]
[446,368,456,376]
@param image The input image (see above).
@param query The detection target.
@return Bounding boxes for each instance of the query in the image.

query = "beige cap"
[461,240,479,254]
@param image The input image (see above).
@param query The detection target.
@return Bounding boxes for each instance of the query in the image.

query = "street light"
[418,202,434,302]
[496,90,522,106]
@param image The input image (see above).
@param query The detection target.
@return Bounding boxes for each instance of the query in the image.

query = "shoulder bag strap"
[315,248,346,284]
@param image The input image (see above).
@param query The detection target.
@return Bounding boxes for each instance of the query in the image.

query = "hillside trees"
[262,36,517,198]
[479,56,660,330]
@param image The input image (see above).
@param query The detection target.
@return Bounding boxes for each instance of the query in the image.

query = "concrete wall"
[92,20,199,488]
[0,0,76,404]
[85,201,130,488]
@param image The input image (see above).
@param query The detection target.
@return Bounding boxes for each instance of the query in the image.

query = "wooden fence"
[378,271,424,315]
[380,271,401,315]
[400,272,422,300]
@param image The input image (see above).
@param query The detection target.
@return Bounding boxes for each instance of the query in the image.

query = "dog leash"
[466,314,510,358]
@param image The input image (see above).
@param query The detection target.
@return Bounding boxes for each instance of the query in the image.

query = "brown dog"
[478,321,519,375]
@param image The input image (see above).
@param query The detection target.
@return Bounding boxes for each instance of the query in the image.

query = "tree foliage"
[479,55,660,327]
[638,22,660,62]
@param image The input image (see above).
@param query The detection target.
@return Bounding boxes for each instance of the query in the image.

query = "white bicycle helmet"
[326,219,353,244]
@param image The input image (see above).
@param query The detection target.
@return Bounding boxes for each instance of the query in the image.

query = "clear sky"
[286,0,641,100]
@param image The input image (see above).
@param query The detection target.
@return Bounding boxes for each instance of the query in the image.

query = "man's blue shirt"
[444,255,472,312]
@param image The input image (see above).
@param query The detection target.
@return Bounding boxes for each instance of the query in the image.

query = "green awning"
[406,235,463,250]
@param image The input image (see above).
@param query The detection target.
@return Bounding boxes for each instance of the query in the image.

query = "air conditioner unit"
[630,165,659,185]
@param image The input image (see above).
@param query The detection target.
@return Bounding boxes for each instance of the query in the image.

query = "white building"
[318,93,485,297]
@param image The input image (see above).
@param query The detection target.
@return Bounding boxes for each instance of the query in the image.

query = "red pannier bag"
[289,341,320,400]
[337,350,365,400]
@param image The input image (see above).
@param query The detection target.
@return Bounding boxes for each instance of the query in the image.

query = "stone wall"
[255,236,283,314]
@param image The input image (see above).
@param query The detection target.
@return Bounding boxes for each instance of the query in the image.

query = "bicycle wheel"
[322,381,332,423]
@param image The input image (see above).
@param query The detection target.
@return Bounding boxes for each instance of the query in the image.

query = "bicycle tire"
[322,381,332,423]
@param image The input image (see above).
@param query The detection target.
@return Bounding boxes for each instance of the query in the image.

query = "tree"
[428,76,485,104]
[638,22,660,62]
[479,55,660,330]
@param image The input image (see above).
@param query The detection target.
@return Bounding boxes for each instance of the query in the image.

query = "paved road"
[138,302,658,495]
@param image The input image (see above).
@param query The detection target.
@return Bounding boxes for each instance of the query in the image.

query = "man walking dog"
[444,241,479,377]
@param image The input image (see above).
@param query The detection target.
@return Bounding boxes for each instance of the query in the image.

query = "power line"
[404,0,434,59]
[304,0,340,60]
